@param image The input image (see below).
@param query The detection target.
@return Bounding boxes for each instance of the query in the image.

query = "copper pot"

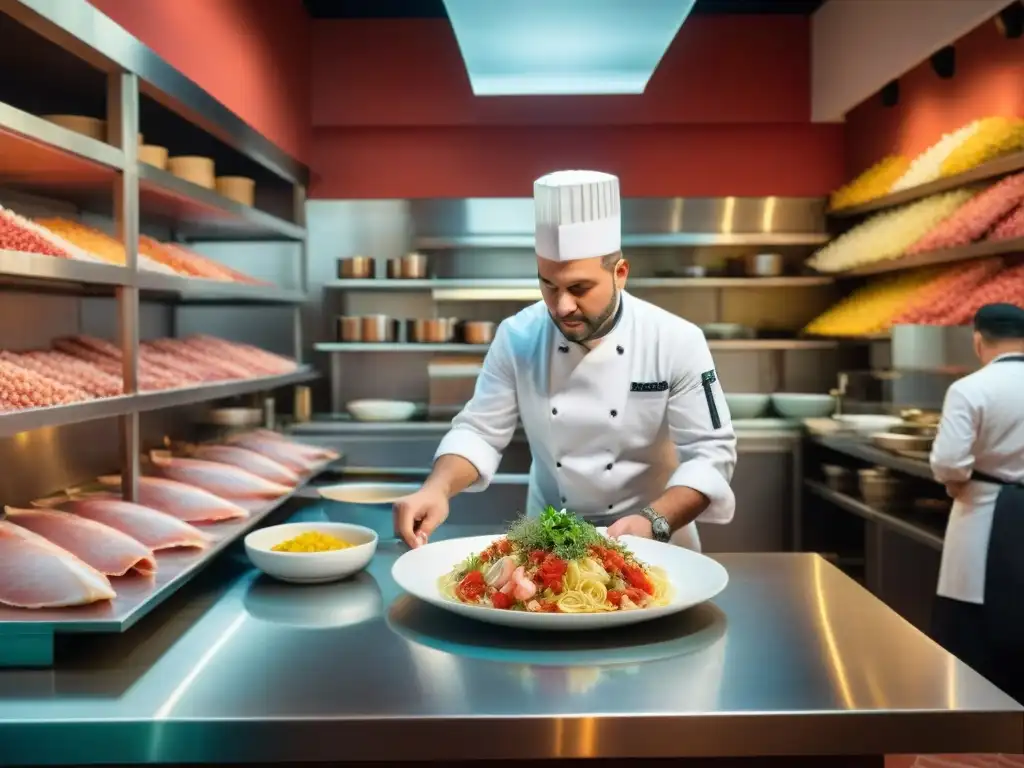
[461,321,495,344]
[387,252,428,279]
[338,256,375,279]
[361,314,396,342]
[410,318,454,343]
[337,316,362,342]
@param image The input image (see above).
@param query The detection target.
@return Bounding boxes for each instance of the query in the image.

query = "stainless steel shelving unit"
[0,0,314,502]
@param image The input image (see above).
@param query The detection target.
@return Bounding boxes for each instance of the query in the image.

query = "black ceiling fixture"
[930,45,957,80]
[880,79,899,108]
[302,0,825,19]
[996,1,1024,38]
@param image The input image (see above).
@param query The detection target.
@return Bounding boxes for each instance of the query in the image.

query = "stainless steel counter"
[0,507,1020,765]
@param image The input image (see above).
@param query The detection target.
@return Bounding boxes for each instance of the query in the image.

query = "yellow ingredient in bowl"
[271,531,353,553]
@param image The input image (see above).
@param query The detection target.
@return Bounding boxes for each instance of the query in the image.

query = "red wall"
[844,18,1024,177]
[88,0,311,165]
[310,16,844,198]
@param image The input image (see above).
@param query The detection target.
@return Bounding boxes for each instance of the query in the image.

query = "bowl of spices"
[244,522,378,584]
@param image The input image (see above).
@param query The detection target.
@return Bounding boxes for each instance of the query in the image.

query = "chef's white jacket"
[930,352,1024,604]
[434,291,738,551]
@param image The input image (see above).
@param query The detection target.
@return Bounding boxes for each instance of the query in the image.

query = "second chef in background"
[394,170,737,551]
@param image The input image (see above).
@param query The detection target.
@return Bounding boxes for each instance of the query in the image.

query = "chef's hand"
[393,487,449,548]
[945,482,967,500]
[606,514,654,540]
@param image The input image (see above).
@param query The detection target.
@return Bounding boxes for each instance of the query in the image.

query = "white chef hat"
[534,170,621,262]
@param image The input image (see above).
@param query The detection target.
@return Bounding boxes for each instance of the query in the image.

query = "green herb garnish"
[506,505,607,561]
[455,552,484,578]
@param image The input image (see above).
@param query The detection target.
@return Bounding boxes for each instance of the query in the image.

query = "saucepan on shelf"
[337,256,375,279]
[858,467,905,512]
[337,315,401,342]
[409,318,457,343]
[457,320,495,344]
[745,252,784,277]
[387,252,428,279]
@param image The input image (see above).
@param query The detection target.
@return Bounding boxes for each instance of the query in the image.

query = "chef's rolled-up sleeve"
[930,384,977,484]
[665,330,737,524]
[434,321,519,492]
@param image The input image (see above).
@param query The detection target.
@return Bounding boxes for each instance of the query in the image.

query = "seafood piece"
[96,476,248,524]
[4,507,155,577]
[149,451,291,498]
[0,519,115,608]
[55,499,209,551]
[190,444,300,486]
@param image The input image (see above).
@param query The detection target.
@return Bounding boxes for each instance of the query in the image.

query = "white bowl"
[244,522,378,584]
[346,399,417,422]
[833,414,903,435]
[725,393,770,420]
[771,393,835,419]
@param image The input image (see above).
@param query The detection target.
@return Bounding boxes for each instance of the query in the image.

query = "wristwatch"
[640,507,671,543]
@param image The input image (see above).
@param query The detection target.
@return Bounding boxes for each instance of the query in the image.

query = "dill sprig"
[506,506,608,561]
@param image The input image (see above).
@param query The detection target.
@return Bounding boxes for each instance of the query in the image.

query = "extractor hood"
[441,0,696,96]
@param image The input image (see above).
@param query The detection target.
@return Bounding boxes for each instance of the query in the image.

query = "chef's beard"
[552,284,621,344]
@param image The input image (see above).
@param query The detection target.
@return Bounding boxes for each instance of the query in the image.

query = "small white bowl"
[346,399,417,422]
[244,522,378,584]
[725,393,770,420]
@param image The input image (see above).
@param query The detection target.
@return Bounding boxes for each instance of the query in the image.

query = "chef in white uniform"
[930,302,1024,703]
[393,170,737,550]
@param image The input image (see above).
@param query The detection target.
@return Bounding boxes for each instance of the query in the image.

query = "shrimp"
[484,556,516,590]
[510,565,537,601]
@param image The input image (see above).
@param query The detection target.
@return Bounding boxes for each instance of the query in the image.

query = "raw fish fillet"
[249,430,340,460]
[227,433,329,472]
[96,476,248,524]
[149,452,291,498]
[56,499,209,551]
[4,507,156,577]
[0,519,115,608]
[191,444,301,486]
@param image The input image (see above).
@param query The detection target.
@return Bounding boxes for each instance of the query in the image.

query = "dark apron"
[973,354,1024,700]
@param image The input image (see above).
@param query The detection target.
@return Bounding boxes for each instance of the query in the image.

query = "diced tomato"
[592,545,626,575]
[479,552,491,563]
[607,589,624,607]
[622,564,654,595]
[456,570,486,601]
[535,600,560,613]
[536,555,568,591]
[496,539,512,555]
[528,550,546,565]
[490,591,514,610]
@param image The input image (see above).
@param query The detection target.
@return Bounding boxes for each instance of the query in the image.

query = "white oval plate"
[391,534,728,631]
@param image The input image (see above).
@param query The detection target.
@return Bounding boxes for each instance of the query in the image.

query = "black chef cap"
[974,303,1024,339]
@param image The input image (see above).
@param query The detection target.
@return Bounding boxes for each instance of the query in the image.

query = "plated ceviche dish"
[437,507,673,614]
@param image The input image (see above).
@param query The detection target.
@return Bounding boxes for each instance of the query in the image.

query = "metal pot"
[410,318,455,343]
[460,320,495,345]
[387,252,428,279]
[337,316,362,342]
[746,252,784,277]
[338,256,375,279]
[821,463,854,494]
[361,314,396,343]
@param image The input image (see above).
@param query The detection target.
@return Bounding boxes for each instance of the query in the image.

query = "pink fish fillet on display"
[96,476,249,524]
[149,451,291,498]
[55,499,210,551]
[227,433,330,473]
[249,430,340,461]
[4,507,156,577]
[0,519,116,608]
[191,444,300,486]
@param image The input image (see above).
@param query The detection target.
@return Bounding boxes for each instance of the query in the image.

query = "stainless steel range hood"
[442,0,697,96]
